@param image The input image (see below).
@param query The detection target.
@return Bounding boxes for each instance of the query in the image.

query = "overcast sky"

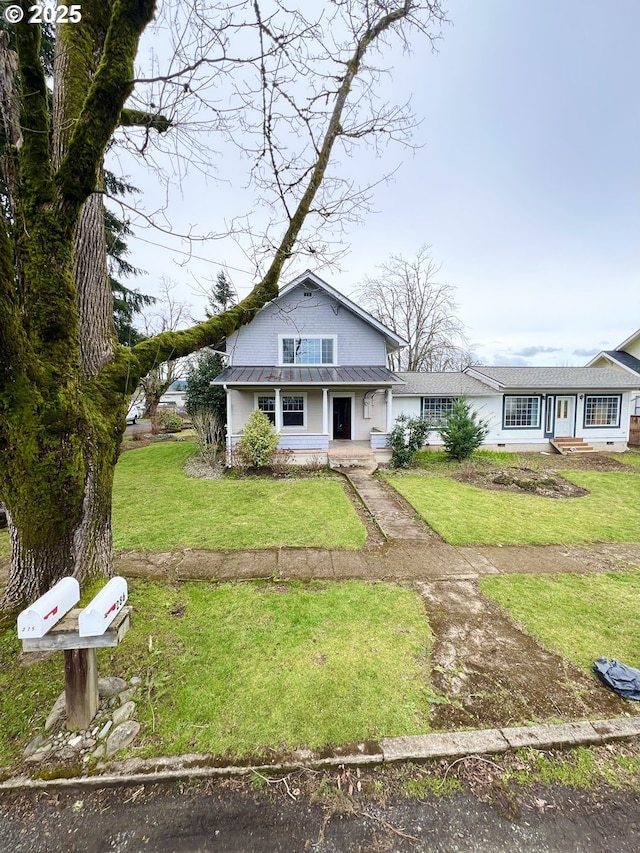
[112,0,640,367]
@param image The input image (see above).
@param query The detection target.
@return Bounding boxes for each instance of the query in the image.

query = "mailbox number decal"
[104,592,127,619]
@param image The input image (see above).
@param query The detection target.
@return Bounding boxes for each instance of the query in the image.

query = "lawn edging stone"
[5,716,640,791]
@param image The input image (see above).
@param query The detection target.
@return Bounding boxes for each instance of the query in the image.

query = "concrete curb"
[2,716,639,792]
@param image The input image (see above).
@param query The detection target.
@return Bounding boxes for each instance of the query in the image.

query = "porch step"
[550,437,595,455]
[328,450,377,472]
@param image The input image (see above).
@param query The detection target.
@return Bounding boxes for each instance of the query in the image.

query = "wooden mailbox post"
[18,578,131,731]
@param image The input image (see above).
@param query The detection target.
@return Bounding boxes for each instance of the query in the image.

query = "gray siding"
[227,285,388,366]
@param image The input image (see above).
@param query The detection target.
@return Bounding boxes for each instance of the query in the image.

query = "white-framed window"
[253,393,306,428]
[256,394,276,425]
[503,396,541,428]
[584,395,621,427]
[279,335,336,365]
[420,397,457,424]
[281,394,305,427]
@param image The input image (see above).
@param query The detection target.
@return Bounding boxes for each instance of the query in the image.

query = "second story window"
[280,335,336,365]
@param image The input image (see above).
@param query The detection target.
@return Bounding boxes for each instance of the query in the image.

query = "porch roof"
[212,366,403,386]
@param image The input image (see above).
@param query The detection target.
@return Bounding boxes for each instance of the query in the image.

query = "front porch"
[226,434,392,466]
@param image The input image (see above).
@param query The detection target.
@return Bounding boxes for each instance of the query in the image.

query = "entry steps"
[550,436,595,455]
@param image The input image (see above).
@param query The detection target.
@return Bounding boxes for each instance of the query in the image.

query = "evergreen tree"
[438,398,489,461]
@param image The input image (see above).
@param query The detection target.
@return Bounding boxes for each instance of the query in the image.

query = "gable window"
[421,397,456,424]
[280,335,336,365]
[256,395,276,425]
[282,395,305,427]
[584,395,621,427]
[503,396,540,428]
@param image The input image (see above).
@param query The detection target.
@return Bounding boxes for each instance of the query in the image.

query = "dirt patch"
[418,579,639,731]
[455,467,589,498]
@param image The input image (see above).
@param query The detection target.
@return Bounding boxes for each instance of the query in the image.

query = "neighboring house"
[212,271,408,460]
[159,380,188,411]
[585,329,640,445]
[393,366,640,452]
[586,327,640,377]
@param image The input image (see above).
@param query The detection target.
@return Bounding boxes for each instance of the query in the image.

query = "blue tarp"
[593,658,640,700]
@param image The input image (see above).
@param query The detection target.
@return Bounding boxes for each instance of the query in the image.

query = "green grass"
[113,442,365,550]
[480,571,640,672]
[618,451,640,468]
[0,579,433,766]
[384,471,640,545]
[413,449,519,469]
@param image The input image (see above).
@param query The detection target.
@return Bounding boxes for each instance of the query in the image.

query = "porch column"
[274,387,282,432]
[225,385,232,453]
[322,387,329,435]
[386,387,394,432]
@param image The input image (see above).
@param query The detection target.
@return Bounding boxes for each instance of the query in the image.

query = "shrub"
[185,349,227,423]
[192,409,225,468]
[158,410,184,433]
[236,409,280,468]
[389,414,432,468]
[438,397,489,461]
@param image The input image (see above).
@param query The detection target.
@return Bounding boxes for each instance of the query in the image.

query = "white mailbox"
[78,577,128,637]
[17,577,80,639]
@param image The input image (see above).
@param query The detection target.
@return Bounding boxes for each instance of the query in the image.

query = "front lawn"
[0,579,432,767]
[384,471,640,545]
[481,571,640,672]
[113,442,366,550]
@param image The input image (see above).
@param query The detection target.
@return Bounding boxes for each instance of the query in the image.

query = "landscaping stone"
[112,701,136,727]
[45,692,67,732]
[68,735,84,750]
[98,720,113,739]
[92,745,105,759]
[23,734,47,759]
[98,676,127,697]
[130,676,141,686]
[105,721,140,757]
[118,688,137,705]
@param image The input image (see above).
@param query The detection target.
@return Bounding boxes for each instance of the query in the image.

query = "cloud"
[513,346,562,357]
[491,354,529,366]
[573,347,600,357]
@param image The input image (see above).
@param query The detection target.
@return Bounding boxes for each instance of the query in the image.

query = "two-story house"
[212,271,408,461]
[213,273,640,459]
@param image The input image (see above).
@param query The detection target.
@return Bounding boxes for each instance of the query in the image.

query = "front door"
[333,397,352,439]
[555,396,574,437]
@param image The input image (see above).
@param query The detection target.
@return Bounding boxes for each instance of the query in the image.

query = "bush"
[389,414,432,468]
[192,409,225,467]
[158,410,184,433]
[236,409,280,468]
[185,350,227,423]
[438,397,489,461]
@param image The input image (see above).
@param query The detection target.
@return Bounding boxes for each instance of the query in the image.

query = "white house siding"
[393,391,633,451]
[226,286,388,367]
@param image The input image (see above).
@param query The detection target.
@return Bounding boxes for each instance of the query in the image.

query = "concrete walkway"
[344,469,433,540]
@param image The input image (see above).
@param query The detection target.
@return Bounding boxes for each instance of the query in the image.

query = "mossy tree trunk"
[0,0,427,614]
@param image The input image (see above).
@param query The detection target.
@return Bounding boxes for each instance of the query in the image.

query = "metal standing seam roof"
[467,366,640,389]
[211,366,404,385]
[392,372,495,396]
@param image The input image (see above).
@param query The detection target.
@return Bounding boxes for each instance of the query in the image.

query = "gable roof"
[278,271,409,352]
[393,372,495,396]
[599,351,640,375]
[466,366,640,390]
[615,327,640,352]
[586,349,640,374]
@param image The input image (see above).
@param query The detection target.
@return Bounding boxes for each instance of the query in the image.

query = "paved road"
[1,776,639,852]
